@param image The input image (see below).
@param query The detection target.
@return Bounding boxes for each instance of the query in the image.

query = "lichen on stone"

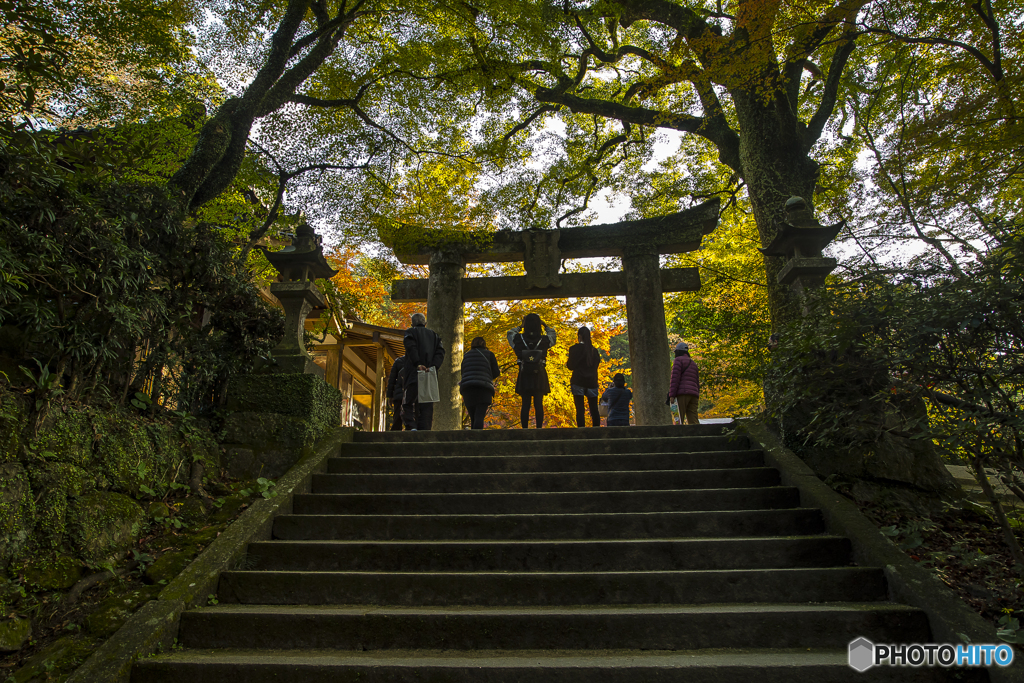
[66,492,145,566]
[0,462,34,566]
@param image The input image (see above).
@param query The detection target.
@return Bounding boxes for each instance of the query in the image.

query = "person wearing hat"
[669,341,700,425]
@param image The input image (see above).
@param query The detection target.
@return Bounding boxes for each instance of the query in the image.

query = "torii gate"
[390,198,721,430]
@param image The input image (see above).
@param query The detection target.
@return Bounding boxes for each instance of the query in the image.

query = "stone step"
[291,486,802,515]
[310,467,780,494]
[216,567,888,606]
[326,449,764,474]
[355,423,732,442]
[135,647,975,683]
[176,603,929,651]
[341,434,748,458]
[273,508,826,541]
[244,537,852,572]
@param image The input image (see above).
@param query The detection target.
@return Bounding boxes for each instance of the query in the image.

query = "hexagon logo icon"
[849,637,875,672]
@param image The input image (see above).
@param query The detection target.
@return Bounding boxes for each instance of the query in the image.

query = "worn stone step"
[327,449,765,474]
[356,423,731,442]
[291,486,802,515]
[244,537,852,572]
[134,647,978,683]
[177,603,930,651]
[272,505,823,540]
[341,435,748,458]
[272,507,823,540]
[217,567,888,606]
[273,508,826,541]
[311,467,780,494]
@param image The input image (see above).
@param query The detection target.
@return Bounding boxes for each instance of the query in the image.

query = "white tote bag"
[418,367,440,403]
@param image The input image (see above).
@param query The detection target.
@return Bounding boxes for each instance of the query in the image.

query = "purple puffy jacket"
[669,355,699,397]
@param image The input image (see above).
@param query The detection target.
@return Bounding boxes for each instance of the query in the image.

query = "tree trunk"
[731,90,821,330]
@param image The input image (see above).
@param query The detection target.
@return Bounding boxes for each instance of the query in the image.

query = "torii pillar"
[390,199,721,428]
[623,246,673,425]
[426,246,466,431]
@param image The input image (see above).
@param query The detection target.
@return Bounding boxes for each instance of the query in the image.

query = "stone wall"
[219,373,342,479]
[0,387,220,575]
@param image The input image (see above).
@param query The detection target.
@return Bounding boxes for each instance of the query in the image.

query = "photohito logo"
[849,638,1015,671]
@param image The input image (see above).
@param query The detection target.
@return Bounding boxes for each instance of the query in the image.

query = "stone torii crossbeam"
[389,199,721,429]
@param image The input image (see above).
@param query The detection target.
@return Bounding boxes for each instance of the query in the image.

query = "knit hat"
[675,341,689,352]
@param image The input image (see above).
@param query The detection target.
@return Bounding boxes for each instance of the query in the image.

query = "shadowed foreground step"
[134,423,968,682]
[177,603,930,650]
[134,649,980,682]
[216,567,888,606]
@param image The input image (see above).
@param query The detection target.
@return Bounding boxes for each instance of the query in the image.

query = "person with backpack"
[600,373,632,427]
[566,325,601,428]
[385,355,409,430]
[459,336,501,429]
[507,313,556,428]
[669,341,700,425]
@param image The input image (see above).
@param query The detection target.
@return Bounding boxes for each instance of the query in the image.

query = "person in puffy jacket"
[459,337,501,429]
[566,326,601,428]
[669,341,700,425]
[600,373,632,427]
[385,355,408,430]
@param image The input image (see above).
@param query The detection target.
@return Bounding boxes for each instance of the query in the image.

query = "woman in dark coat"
[459,337,501,430]
[566,326,601,427]
[600,373,633,427]
[507,313,557,428]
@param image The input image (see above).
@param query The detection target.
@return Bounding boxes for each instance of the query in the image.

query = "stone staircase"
[134,423,970,682]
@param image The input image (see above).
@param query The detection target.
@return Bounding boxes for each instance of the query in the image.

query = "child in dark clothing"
[600,373,632,427]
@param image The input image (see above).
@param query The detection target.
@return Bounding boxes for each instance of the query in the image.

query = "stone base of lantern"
[268,280,327,378]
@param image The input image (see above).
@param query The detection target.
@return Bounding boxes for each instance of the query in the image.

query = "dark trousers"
[389,401,403,430]
[573,394,599,428]
[466,403,488,429]
[520,394,544,429]
[462,387,493,430]
[402,383,434,430]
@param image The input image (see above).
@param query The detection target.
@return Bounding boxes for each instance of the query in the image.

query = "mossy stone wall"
[0,386,222,571]
[220,373,342,479]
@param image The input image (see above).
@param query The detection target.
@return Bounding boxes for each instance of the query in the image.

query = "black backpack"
[518,335,545,375]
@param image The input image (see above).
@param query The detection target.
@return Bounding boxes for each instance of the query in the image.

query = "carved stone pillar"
[426,247,465,431]
[623,248,673,426]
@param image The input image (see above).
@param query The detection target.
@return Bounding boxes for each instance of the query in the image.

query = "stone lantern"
[261,223,338,376]
[759,196,845,294]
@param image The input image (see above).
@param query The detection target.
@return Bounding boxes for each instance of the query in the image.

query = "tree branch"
[241,160,374,261]
[503,105,560,140]
[534,88,741,172]
[802,34,856,152]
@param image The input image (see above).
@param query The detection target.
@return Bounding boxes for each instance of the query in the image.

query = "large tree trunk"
[732,91,821,329]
